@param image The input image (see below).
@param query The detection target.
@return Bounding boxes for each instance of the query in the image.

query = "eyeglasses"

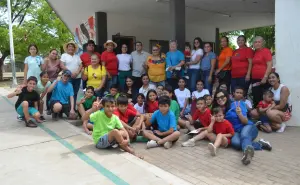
[216,95,225,101]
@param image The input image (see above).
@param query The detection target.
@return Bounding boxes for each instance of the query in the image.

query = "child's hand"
[236,106,242,115]
[80,97,86,104]
[154,130,163,136]
[210,115,215,123]
[92,97,102,111]
[15,88,22,95]
[197,128,203,132]
[56,76,61,81]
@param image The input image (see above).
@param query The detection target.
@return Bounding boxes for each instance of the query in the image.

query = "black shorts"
[50,100,70,117]
[152,130,179,143]
[194,120,203,129]
[128,116,137,127]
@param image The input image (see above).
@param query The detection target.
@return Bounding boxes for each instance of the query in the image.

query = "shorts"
[88,119,94,125]
[128,116,137,127]
[193,120,203,129]
[50,100,70,117]
[96,134,116,149]
[16,103,39,117]
[259,115,270,125]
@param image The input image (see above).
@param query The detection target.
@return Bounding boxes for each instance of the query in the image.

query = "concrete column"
[170,0,185,51]
[275,0,300,126]
[95,12,108,53]
[215,28,220,55]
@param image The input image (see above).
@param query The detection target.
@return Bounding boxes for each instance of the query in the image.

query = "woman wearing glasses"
[145,44,166,87]
[117,44,133,91]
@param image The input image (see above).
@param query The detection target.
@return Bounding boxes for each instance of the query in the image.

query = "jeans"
[187,69,200,92]
[201,70,212,93]
[46,91,52,111]
[70,78,81,109]
[82,79,87,90]
[118,71,132,91]
[231,77,250,95]
[231,124,262,151]
[105,75,118,93]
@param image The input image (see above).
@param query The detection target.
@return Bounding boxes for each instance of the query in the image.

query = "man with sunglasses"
[47,70,76,120]
[131,41,150,88]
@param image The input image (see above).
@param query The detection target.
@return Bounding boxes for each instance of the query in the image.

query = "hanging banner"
[74,16,96,53]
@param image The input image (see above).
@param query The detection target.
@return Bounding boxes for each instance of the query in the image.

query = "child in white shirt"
[134,93,145,114]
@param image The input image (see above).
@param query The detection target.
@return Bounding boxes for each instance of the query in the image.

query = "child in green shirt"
[77,86,96,134]
[83,96,143,158]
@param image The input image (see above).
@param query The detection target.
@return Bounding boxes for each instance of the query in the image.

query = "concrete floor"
[0,87,191,185]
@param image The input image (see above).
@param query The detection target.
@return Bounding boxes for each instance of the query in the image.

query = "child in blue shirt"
[143,96,180,149]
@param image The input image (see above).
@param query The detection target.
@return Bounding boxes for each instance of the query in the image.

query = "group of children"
[8,72,274,162]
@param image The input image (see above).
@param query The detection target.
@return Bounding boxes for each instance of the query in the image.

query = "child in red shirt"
[145,90,158,113]
[114,96,144,140]
[182,97,211,147]
[256,90,277,133]
[183,43,191,75]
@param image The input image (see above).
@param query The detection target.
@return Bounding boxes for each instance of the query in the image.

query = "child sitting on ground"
[191,80,210,114]
[181,97,211,147]
[83,96,142,158]
[143,96,180,149]
[207,107,235,156]
[156,85,164,98]
[256,90,283,133]
[203,94,213,111]
[77,86,96,135]
[7,76,42,127]
[35,71,51,121]
[105,84,120,100]
[145,89,158,113]
[114,96,144,140]
[134,93,145,114]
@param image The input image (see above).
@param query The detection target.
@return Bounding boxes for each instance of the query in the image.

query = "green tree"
[222,26,275,50]
[0,0,73,80]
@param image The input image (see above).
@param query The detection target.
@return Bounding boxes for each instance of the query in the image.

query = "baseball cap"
[62,70,72,77]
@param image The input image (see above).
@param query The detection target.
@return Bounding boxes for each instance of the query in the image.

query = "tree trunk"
[0,51,10,81]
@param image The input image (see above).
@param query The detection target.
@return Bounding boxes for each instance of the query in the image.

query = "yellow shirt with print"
[147,54,166,82]
[84,65,106,89]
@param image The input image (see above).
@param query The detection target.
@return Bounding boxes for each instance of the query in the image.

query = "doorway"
[112,35,136,54]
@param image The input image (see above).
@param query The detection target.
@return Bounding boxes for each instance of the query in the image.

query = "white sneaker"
[164,141,173,149]
[181,139,195,147]
[208,143,217,156]
[181,134,191,142]
[146,140,158,149]
[276,123,286,133]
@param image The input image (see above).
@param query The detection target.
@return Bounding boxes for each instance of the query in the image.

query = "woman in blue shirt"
[166,40,185,89]
[201,43,216,93]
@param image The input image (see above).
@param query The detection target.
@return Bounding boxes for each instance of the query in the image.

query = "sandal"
[25,119,37,128]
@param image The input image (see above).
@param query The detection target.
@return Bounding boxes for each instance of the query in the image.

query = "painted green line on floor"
[1,95,129,185]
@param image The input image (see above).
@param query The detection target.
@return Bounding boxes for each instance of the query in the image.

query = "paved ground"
[1,87,300,185]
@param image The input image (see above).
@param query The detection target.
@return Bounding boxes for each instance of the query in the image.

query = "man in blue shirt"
[48,70,76,120]
[166,40,185,89]
[143,96,180,149]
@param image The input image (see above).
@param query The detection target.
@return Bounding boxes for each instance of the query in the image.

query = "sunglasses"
[216,95,225,101]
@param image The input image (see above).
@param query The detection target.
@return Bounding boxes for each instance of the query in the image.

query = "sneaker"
[164,141,173,149]
[276,123,286,133]
[208,143,217,156]
[255,121,262,126]
[181,134,191,142]
[40,116,46,122]
[46,110,51,115]
[241,146,254,165]
[258,139,272,151]
[25,119,37,128]
[52,113,58,121]
[17,115,25,122]
[146,140,158,149]
[181,139,195,147]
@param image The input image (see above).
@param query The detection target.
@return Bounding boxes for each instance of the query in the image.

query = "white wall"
[106,13,215,52]
[275,0,300,126]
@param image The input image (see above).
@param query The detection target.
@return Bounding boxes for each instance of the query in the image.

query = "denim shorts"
[96,134,116,149]
[16,103,38,117]
[260,115,270,125]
